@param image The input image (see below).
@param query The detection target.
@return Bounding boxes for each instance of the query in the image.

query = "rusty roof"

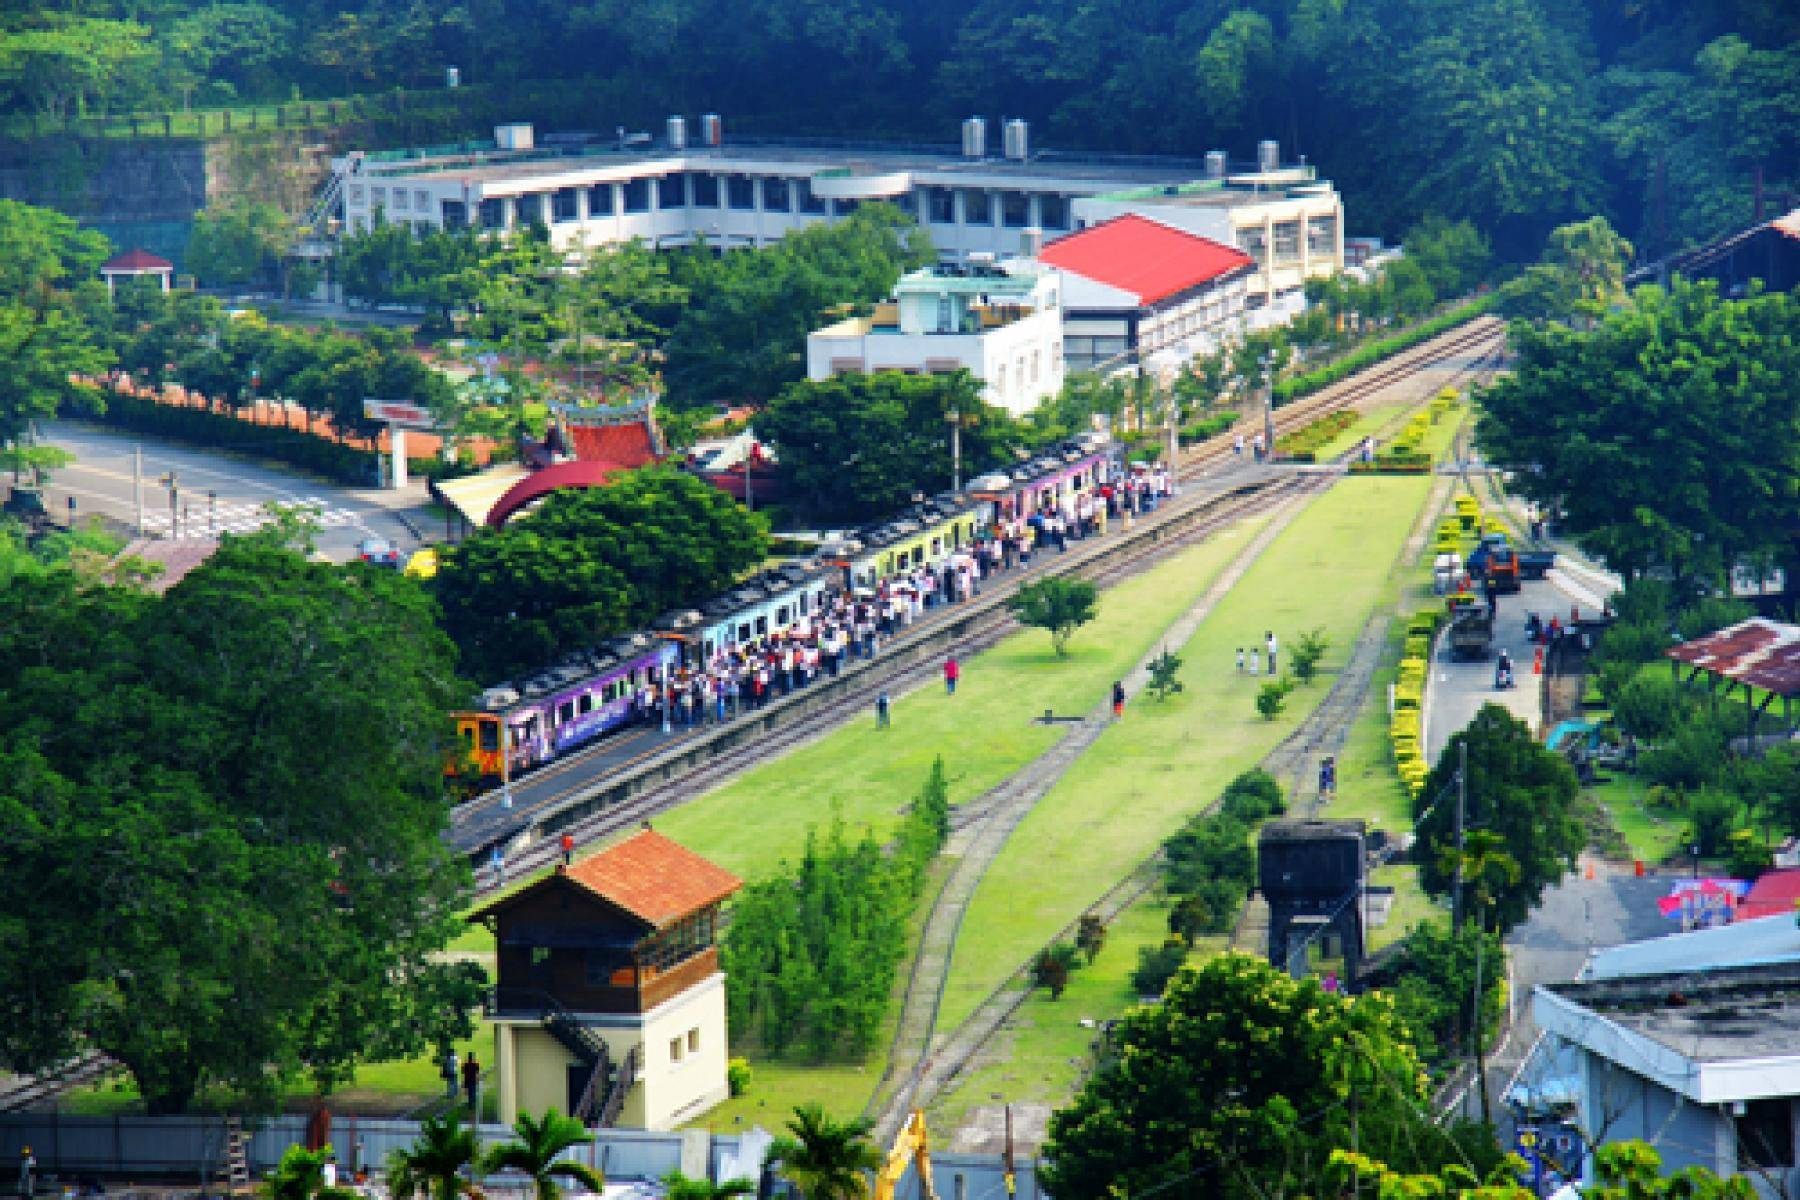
[560,828,741,927]
[1667,617,1800,697]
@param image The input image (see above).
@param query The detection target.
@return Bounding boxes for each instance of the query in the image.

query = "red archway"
[486,459,627,527]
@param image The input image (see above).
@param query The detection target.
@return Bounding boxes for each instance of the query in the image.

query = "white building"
[1534,956,1800,1194]
[1037,214,1255,375]
[805,259,1063,414]
[1069,142,1344,305]
[324,118,1346,276]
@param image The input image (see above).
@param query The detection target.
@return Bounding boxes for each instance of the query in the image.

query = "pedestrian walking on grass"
[1266,631,1279,675]
[461,1054,481,1112]
[876,690,891,729]
[1112,681,1126,719]
[1249,647,1261,676]
[944,656,961,696]
[1235,647,1245,673]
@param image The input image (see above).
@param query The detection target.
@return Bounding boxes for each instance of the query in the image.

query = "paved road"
[1425,576,1578,765]
[33,420,438,562]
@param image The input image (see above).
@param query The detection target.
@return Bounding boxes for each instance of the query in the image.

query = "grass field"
[654,515,1274,879]
[934,475,1436,1032]
[925,900,1227,1135]
[1590,773,1688,866]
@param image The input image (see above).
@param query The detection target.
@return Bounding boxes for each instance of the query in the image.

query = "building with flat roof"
[1039,214,1254,374]
[1535,961,1800,1193]
[325,119,1344,289]
[806,259,1063,414]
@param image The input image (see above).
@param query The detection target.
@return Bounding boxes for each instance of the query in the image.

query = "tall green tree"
[768,1104,883,1200]
[1414,705,1583,934]
[1477,279,1800,583]
[0,532,484,1112]
[761,370,1009,522]
[1007,576,1099,658]
[483,1109,605,1200]
[186,201,298,291]
[1041,953,1473,1200]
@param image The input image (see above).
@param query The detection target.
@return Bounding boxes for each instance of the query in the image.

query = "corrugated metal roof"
[1666,618,1800,696]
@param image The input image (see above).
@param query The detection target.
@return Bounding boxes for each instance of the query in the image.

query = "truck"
[1518,548,1557,580]
[1466,533,1521,595]
[1448,602,1495,660]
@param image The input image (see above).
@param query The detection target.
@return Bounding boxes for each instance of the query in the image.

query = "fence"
[0,1113,1041,1200]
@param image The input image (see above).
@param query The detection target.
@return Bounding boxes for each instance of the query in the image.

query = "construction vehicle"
[1466,533,1521,595]
[875,1110,938,1200]
[1448,600,1495,661]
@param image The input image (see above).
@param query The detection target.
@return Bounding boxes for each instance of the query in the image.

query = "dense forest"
[2,0,1794,256]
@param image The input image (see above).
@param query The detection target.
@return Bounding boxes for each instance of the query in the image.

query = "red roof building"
[1038,215,1255,373]
[558,828,744,928]
[1740,868,1800,922]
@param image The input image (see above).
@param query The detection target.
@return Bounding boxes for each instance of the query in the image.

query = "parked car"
[358,536,401,568]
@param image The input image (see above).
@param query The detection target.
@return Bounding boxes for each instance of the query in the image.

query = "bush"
[1641,718,1729,792]
[1130,940,1189,997]
[1076,913,1107,963]
[1255,677,1294,721]
[1612,674,1694,741]
[1275,410,1358,461]
[1219,769,1285,821]
[1685,788,1740,857]
[81,389,384,486]
[1289,628,1330,684]
[1179,410,1240,446]
[1033,942,1082,999]
[727,1057,752,1097]
[1272,296,1495,406]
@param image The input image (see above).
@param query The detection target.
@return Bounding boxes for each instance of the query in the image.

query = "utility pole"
[1453,740,1467,934]
[948,408,962,492]
[133,445,143,537]
[1260,353,1276,463]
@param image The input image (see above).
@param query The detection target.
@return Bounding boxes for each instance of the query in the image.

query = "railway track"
[885,333,1511,1133]
[451,315,1508,875]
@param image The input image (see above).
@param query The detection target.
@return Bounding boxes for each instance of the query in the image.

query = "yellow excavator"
[872,1109,1016,1200]
[875,1111,938,1200]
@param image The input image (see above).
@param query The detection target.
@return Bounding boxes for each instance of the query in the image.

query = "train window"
[578,694,594,715]
[756,616,768,636]
[479,724,499,751]
[460,726,474,746]
[931,537,942,556]
[557,701,574,725]
[777,604,790,624]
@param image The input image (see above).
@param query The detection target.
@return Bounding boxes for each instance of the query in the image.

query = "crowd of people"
[623,465,1176,730]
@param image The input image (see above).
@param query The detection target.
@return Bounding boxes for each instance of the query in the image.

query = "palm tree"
[768,1104,884,1200]
[1437,829,1521,1126]
[482,1109,605,1200]
[662,1170,756,1200]
[264,1145,360,1200]
[388,1111,479,1200]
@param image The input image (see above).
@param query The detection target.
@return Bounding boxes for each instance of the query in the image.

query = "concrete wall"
[0,1114,1042,1198]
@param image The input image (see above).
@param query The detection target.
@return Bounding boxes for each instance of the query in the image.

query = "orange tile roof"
[559,828,742,928]
[570,422,658,469]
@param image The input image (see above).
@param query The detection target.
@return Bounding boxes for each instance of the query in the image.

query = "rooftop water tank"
[700,113,723,146]
[667,115,688,150]
[1003,118,1030,161]
[962,117,987,159]
[1257,139,1280,173]
[445,65,460,89]
[1205,150,1227,180]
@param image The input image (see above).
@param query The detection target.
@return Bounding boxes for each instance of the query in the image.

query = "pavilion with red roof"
[99,248,174,294]
[1039,214,1255,373]
[468,827,741,1130]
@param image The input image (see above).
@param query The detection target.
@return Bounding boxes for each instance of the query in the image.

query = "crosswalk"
[140,496,367,538]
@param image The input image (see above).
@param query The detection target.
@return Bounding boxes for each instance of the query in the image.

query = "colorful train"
[451,436,1116,784]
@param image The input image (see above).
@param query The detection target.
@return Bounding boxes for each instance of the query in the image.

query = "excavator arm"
[874,1111,936,1200]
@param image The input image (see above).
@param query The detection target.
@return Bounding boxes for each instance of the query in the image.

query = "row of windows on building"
[1240,216,1339,265]
[348,174,1074,233]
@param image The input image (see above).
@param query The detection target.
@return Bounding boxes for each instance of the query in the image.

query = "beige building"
[470,829,742,1131]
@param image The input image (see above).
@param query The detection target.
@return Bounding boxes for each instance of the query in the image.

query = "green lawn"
[655,515,1274,879]
[935,476,1436,1032]
[1314,402,1410,460]
[925,900,1227,1135]
[1590,773,1688,866]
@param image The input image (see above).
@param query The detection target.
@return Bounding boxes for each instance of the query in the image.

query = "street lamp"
[1260,351,1277,464]
[946,408,963,492]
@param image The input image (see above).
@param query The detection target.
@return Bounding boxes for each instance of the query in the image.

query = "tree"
[1041,954,1467,1200]
[387,1111,479,1200]
[162,3,295,102]
[483,1110,605,1200]
[0,201,113,482]
[1499,217,1635,325]
[1075,914,1107,962]
[1587,1141,1757,1200]
[0,15,156,120]
[0,533,484,1112]
[433,467,768,681]
[1478,280,1800,584]
[186,201,298,291]
[1007,576,1098,657]
[265,1145,361,1200]
[760,370,1011,523]
[768,1104,883,1200]
[1145,647,1184,700]
[1033,942,1080,998]
[1255,677,1293,721]
[1434,830,1519,1122]
[1415,705,1584,934]
[1289,628,1329,684]
[1384,921,1505,1070]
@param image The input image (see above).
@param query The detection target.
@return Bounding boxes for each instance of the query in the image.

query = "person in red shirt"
[560,833,574,866]
[944,656,960,696]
